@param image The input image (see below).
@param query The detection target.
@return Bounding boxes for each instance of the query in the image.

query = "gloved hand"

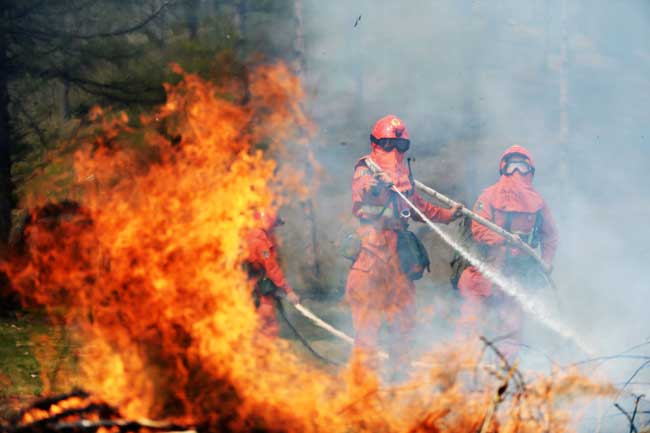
[374,170,393,186]
[286,291,300,305]
[543,261,553,274]
[449,203,464,220]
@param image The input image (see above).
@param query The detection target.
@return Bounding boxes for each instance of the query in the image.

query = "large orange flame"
[5,63,612,432]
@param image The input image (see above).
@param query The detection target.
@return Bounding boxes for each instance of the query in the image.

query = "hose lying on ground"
[274,295,342,366]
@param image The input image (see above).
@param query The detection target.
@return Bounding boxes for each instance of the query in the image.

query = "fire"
[4,63,611,433]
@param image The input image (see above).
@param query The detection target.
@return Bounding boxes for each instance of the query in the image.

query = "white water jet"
[398,187,595,356]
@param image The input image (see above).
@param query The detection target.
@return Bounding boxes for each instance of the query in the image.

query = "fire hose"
[275,158,566,363]
[413,179,553,276]
[273,293,343,365]
[290,301,436,367]
[277,294,392,361]
[363,157,561,305]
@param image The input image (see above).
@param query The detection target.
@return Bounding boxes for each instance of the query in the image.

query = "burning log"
[3,390,196,433]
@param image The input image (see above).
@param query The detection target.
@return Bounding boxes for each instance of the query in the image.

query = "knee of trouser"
[257,301,275,317]
[261,321,279,338]
[386,307,416,335]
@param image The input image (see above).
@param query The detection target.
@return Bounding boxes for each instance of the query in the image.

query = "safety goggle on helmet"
[502,158,534,175]
[370,136,411,153]
[370,115,411,153]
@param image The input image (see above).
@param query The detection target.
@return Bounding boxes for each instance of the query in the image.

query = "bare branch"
[480,336,526,393]
[631,394,645,433]
[619,360,650,398]
[14,100,48,148]
[10,1,175,42]
[615,403,639,433]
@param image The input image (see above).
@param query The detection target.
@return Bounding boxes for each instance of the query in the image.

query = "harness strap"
[407,157,416,196]
[504,211,514,263]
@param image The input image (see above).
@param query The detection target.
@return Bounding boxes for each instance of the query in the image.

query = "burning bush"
[3,64,611,433]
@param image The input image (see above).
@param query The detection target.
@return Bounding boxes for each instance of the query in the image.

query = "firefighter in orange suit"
[346,115,462,370]
[457,145,558,349]
[245,210,299,338]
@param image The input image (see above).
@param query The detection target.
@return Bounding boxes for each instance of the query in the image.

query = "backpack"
[397,229,431,280]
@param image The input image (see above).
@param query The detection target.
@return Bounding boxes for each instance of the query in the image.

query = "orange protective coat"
[457,146,558,339]
[245,227,295,338]
[346,115,455,365]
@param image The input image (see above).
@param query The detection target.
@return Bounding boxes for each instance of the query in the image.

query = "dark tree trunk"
[0,26,14,251]
[292,0,306,76]
[185,0,200,40]
[60,79,70,120]
[60,11,72,120]
[233,0,250,104]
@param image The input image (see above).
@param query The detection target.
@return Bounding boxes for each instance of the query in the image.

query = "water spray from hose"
[364,157,595,356]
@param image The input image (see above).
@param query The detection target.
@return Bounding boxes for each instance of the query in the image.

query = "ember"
[6,390,195,433]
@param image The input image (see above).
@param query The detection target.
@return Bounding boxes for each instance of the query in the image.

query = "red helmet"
[370,115,410,153]
[371,115,409,140]
[499,145,535,175]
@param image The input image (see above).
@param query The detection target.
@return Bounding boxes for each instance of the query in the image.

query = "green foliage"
[6,0,298,208]
[0,314,77,419]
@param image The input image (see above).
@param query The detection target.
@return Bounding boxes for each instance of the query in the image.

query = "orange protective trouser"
[346,253,416,369]
[257,294,279,338]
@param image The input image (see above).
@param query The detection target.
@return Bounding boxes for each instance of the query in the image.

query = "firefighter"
[457,145,558,350]
[346,114,462,373]
[245,209,299,338]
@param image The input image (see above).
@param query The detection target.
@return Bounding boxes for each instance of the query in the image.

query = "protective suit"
[245,211,297,338]
[346,115,459,370]
[457,145,558,345]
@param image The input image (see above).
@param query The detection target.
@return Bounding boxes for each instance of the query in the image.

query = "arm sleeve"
[539,203,559,265]
[250,232,294,295]
[351,165,387,219]
[471,192,505,246]
[409,192,454,224]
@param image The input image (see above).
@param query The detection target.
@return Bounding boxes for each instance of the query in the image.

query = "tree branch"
[13,100,48,149]
[615,403,639,433]
[10,1,175,42]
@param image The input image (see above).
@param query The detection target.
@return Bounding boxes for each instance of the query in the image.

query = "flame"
[4,63,612,432]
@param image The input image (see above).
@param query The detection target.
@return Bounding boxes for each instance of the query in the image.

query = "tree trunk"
[60,79,70,120]
[292,0,321,284]
[185,0,200,40]
[460,0,483,203]
[292,0,306,76]
[60,11,73,121]
[0,25,14,252]
[232,0,250,104]
[558,0,569,179]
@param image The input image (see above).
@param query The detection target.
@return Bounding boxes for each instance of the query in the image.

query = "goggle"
[504,160,533,175]
[370,136,411,153]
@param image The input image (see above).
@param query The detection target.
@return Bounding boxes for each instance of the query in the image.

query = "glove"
[286,291,300,305]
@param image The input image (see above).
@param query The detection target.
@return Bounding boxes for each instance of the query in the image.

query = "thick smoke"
[274,0,650,428]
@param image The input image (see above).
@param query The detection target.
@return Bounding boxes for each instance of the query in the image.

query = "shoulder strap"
[354,155,369,171]
[504,211,514,232]
[531,210,543,247]
[390,190,400,218]
[406,157,416,196]
[503,211,514,263]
